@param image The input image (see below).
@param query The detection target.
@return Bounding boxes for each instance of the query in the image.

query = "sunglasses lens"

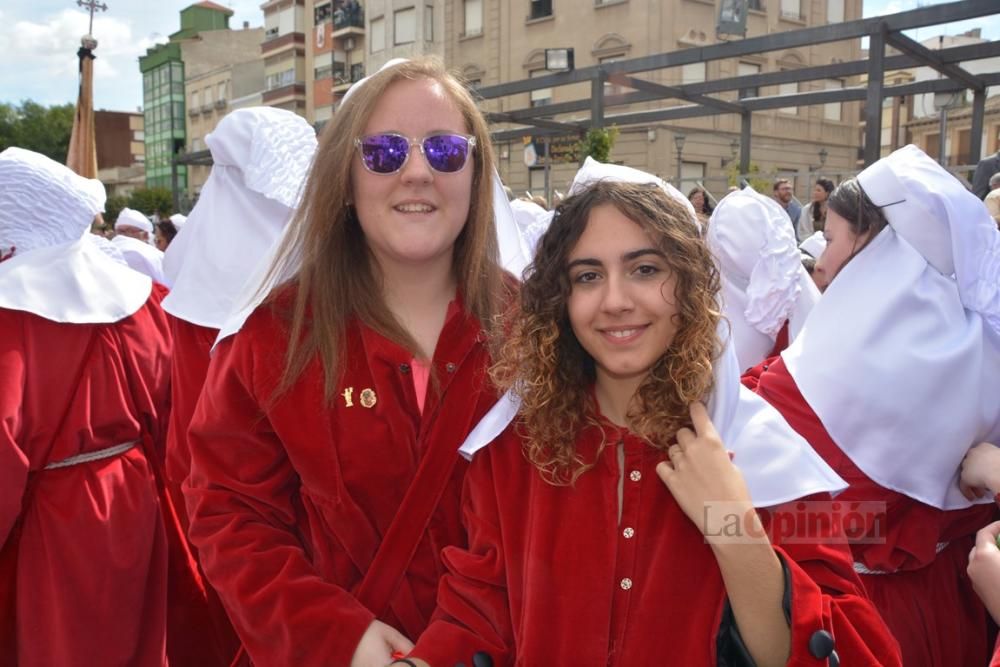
[359,134,409,173]
[422,134,471,173]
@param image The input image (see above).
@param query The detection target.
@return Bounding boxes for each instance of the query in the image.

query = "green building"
[138,2,234,190]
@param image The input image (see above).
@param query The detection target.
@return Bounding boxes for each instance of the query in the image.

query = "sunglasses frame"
[354,132,477,175]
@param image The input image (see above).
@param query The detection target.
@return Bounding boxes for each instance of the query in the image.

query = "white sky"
[0,0,996,113]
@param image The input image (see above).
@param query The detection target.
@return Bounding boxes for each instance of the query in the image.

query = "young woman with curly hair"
[401,179,900,667]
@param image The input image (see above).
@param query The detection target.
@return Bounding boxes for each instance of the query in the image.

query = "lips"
[394,201,436,213]
[598,325,649,344]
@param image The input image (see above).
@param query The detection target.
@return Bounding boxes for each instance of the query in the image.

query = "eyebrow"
[566,247,664,270]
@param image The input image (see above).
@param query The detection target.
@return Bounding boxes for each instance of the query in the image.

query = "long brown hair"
[490,181,721,484]
[266,57,503,401]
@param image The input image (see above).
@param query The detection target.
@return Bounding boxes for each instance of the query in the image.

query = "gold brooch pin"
[342,387,354,407]
[360,388,377,409]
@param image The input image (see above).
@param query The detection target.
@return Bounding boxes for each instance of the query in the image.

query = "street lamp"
[818,147,828,169]
[545,48,575,72]
[674,133,686,187]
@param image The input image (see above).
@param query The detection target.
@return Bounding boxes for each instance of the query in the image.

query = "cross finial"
[76,0,108,37]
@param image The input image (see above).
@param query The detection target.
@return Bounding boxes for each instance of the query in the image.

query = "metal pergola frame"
[475,0,999,171]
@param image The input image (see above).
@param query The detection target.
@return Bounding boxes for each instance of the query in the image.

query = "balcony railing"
[214,98,226,110]
[264,26,280,41]
[333,1,364,30]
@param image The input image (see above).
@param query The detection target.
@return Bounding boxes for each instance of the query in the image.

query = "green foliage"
[104,194,129,225]
[127,188,174,218]
[577,126,620,164]
[726,160,771,194]
[0,100,75,162]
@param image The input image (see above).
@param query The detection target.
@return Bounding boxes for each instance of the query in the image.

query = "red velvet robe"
[0,295,173,667]
[184,292,497,667]
[746,356,996,667]
[410,414,902,667]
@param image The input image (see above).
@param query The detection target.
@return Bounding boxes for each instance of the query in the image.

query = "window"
[600,56,624,97]
[824,79,843,121]
[681,62,706,85]
[371,17,385,52]
[780,0,801,19]
[204,86,213,105]
[350,63,365,83]
[529,69,552,107]
[314,2,332,24]
[394,8,415,45]
[957,128,971,166]
[189,90,200,110]
[217,82,227,103]
[425,5,433,41]
[680,161,705,193]
[826,0,844,23]
[315,64,333,80]
[738,62,760,98]
[134,130,144,141]
[530,0,552,20]
[266,69,296,91]
[924,133,940,161]
[529,166,546,192]
[748,0,763,9]
[778,80,798,114]
[464,0,483,35]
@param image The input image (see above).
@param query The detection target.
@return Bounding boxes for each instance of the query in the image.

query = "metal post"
[543,136,551,207]
[591,69,606,130]
[739,111,751,175]
[864,23,886,166]
[171,158,180,213]
[938,106,948,167]
[970,89,986,165]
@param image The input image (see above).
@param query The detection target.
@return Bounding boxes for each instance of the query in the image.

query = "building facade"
[95,110,146,198]
[262,0,309,117]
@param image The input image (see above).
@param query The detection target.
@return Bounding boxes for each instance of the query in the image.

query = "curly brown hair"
[490,181,721,484]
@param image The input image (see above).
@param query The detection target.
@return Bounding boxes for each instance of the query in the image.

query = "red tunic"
[748,356,996,667]
[185,292,498,667]
[0,296,173,667]
[410,417,902,667]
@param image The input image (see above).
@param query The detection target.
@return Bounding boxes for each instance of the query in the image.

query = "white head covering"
[0,148,150,323]
[215,60,531,342]
[112,234,166,284]
[88,233,128,267]
[169,213,187,228]
[783,144,1000,510]
[707,188,820,372]
[115,207,153,234]
[461,159,847,508]
[509,198,552,259]
[799,231,826,260]
[161,107,317,326]
[0,147,105,257]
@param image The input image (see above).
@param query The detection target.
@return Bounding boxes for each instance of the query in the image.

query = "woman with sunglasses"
[399,169,900,667]
[184,58,512,667]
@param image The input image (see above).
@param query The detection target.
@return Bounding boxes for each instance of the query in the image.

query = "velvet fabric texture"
[747,356,996,667]
[185,290,497,666]
[411,413,901,666]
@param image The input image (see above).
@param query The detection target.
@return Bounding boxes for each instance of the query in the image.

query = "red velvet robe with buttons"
[0,295,174,667]
[184,291,497,667]
[745,356,996,667]
[410,413,902,667]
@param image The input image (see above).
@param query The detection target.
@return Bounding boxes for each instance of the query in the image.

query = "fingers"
[689,401,719,439]
[656,460,674,483]
[975,521,1000,553]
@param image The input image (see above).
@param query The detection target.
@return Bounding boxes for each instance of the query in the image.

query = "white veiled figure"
[161,106,317,328]
[707,187,820,372]
[783,144,1000,510]
[0,147,150,324]
[112,234,167,284]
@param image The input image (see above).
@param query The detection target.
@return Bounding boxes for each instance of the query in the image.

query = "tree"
[127,188,174,218]
[0,100,75,162]
[104,194,129,225]
[726,160,771,194]
[577,126,620,164]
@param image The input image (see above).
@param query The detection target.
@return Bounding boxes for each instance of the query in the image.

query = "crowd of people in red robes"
[2,56,999,667]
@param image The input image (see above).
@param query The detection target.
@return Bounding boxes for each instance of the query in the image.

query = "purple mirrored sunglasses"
[354,132,477,175]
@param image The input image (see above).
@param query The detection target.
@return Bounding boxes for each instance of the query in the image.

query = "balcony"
[264,26,279,41]
[332,1,365,37]
[261,31,306,55]
[188,107,199,118]
[333,66,364,93]
[214,98,226,110]
[262,83,306,105]
[199,104,213,114]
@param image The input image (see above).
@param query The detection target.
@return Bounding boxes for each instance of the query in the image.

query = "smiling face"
[566,203,680,396]
[350,77,474,272]
[814,208,865,290]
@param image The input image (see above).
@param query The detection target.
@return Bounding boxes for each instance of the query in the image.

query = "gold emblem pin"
[342,387,354,407]
[360,388,377,409]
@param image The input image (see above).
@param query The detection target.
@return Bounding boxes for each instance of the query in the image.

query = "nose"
[399,139,434,185]
[600,273,635,314]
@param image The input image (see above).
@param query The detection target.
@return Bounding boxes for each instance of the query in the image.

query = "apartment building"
[262,0,309,116]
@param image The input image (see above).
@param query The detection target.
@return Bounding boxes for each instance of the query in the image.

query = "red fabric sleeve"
[0,311,28,544]
[184,334,375,667]
[410,449,512,667]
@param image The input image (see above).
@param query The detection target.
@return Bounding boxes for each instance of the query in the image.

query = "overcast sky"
[1,0,997,113]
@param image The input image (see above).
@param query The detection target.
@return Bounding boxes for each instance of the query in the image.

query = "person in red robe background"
[183,58,518,667]
[0,147,184,666]
[402,175,900,667]
[745,145,1000,667]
